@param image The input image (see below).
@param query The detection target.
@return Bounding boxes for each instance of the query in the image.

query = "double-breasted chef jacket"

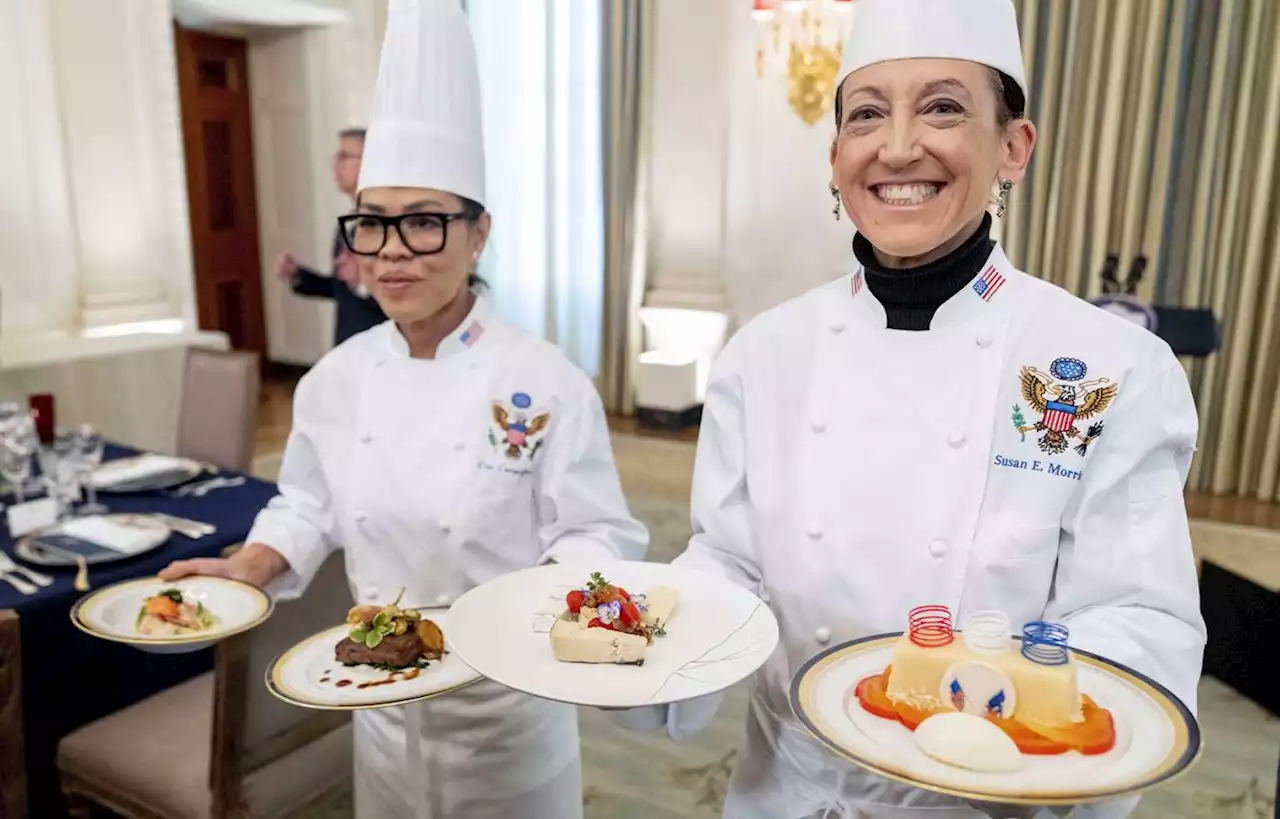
[638,245,1205,819]
[248,296,649,819]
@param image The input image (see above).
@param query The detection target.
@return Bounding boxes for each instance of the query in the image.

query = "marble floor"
[249,378,1279,819]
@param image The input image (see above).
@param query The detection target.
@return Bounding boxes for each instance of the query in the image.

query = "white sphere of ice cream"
[915,712,1023,773]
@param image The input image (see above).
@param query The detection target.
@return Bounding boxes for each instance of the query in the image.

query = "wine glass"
[75,425,108,515]
[44,431,84,518]
[0,438,32,504]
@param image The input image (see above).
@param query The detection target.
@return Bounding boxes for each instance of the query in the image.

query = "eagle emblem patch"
[490,392,550,460]
[1012,358,1118,456]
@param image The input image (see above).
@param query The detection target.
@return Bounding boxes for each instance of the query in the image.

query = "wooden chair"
[0,610,27,819]
[177,348,261,473]
[57,550,352,819]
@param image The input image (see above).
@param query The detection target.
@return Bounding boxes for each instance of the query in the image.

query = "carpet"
[259,439,1277,819]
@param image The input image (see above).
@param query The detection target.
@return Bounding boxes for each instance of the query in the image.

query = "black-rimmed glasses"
[338,212,476,256]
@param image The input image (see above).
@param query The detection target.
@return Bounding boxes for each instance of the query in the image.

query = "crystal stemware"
[44,431,84,518]
[75,425,108,515]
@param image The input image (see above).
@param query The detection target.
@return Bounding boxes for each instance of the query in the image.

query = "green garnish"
[585,572,609,591]
[348,601,406,647]
[158,589,184,603]
[653,624,667,638]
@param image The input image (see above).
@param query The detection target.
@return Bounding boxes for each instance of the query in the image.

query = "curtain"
[598,0,650,414]
[466,0,605,378]
[1001,0,1280,501]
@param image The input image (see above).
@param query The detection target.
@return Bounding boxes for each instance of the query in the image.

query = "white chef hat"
[357,0,486,204]
[838,0,1027,101]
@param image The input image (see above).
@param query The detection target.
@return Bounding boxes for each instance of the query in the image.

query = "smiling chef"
[615,0,1205,817]
[161,0,647,817]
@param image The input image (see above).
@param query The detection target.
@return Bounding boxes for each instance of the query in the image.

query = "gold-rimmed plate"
[789,634,1201,806]
[71,576,273,654]
[266,607,483,711]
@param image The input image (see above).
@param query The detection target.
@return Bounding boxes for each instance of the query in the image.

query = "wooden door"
[174,27,267,355]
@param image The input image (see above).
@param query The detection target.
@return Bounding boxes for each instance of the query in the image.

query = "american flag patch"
[972,266,1006,302]
[851,272,863,297]
[460,321,484,347]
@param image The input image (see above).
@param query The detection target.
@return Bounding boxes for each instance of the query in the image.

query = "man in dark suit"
[275,127,387,346]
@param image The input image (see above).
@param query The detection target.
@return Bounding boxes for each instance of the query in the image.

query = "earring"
[995,178,1014,218]
[831,186,842,221]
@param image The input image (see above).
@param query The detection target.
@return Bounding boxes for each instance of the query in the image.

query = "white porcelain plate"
[267,607,483,711]
[91,454,205,493]
[789,635,1201,805]
[71,576,273,654]
[16,514,172,566]
[447,561,779,708]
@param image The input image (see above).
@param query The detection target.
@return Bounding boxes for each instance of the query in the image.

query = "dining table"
[0,444,278,819]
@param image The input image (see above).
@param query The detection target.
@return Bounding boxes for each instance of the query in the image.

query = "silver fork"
[0,551,52,588]
[0,571,37,595]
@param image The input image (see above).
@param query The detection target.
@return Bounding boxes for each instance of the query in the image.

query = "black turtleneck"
[853,213,995,331]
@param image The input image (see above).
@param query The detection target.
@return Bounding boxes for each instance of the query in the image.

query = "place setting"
[788,605,1202,807]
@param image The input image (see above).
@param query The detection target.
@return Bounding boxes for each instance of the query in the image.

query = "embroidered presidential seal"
[1012,357,1118,456]
[490,392,549,460]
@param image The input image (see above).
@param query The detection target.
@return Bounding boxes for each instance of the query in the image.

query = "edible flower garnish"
[596,600,622,625]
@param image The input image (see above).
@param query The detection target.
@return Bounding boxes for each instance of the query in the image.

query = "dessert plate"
[447,561,779,708]
[71,576,272,654]
[789,634,1201,805]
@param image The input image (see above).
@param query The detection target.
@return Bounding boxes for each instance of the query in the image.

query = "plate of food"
[789,605,1201,805]
[70,576,272,653]
[446,562,779,708]
[267,594,483,710]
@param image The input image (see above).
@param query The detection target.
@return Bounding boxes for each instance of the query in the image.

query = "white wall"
[645,0,854,326]
[248,0,384,365]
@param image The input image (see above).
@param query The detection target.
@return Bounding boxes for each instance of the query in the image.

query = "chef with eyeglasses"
[162,1,648,817]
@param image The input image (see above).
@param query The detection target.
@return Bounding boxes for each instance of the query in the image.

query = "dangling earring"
[995,178,1014,218]
[830,185,842,221]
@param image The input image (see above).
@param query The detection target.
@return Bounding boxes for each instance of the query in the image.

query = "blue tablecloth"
[2,444,278,819]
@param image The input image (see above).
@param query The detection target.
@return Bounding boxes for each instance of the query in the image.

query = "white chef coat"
[248,296,648,819]
[624,246,1205,819]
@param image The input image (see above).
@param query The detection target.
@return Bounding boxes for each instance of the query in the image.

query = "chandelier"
[752,0,854,127]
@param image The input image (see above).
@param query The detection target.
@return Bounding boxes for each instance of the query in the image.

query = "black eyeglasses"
[338,212,477,256]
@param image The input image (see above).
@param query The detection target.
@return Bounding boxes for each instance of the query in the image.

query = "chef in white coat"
[161,1,647,817]
[616,1,1205,817]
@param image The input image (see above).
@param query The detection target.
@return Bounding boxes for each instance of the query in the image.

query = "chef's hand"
[965,800,1053,819]
[274,252,299,282]
[159,542,288,589]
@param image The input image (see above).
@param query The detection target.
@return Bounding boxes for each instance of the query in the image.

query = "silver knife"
[149,513,217,538]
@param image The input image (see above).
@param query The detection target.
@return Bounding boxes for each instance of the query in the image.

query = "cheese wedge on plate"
[548,573,679,666]
[550,616,648,664]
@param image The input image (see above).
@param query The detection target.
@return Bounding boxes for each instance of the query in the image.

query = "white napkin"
[60,516,159,554]
[91,454,187,488]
